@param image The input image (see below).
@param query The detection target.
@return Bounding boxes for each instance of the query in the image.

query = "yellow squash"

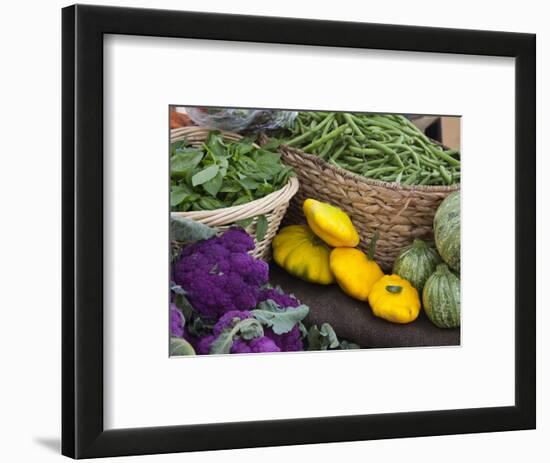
[303,199,359,247]
[329,247,384,301]
[272,225,335,285]
[368,274,421,324]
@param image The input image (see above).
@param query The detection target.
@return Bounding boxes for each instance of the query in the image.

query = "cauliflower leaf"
[252,299,309,335]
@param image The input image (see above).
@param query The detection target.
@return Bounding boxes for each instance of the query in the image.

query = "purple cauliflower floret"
[260,288,300,309]
[170,303,185,338]
[196,334,216,355]
[249,336,280,353]
[213,310,251,335]
[264,326,303,352]
[230,339,252,354]
[173,229,269,318]
[195,309,281,355]
[258,288,305,352]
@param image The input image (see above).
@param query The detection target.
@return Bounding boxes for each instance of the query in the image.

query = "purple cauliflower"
[258,288,305,352]
[196,310,280,355]
[170,303,185,338]
[196,334,216,355]
[172,229,269,318]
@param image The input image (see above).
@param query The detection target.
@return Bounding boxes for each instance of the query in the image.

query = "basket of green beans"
[283,112,460,186]
[267,111,460,271]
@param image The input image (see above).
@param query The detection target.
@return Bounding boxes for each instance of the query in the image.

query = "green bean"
[419,154,440,169]
[343,113,366,140]
[363,166,399,177]
[286,114,334,146]
[302,123,350,152]
[328,143,347,163]
[438,165,452,184]
[318,139,334,159]
[418,173,433,186]
[430,146,461,167]
[349,146,384,156]
[402,171,420,185]
[308,112,322,122]
[367,139,405,168]
[395,170,404,184]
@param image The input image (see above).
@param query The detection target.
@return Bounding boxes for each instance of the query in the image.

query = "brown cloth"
[269,264,460,348]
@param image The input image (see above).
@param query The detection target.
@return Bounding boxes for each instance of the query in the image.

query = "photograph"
[169,106,461,356]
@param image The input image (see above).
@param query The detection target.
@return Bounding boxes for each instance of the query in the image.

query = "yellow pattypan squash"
[303,199,359,247]
[272,225,335,285]
[368,274,421,324]
[329,246,384,301]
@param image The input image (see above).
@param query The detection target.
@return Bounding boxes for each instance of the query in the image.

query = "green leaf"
[261,138,282,151]
[192,165,219,186]
[236,140,254,156]
[255,214,269,242]
[173,294,194,322]
[252,299,309,335]
[209,330,235,355]
[238,176,260,190]
[256,183,274,197]
[170,216,217,241]
[232,196,252,207]
[339,340,361,350]
[171,150,203,175]
[204,131,226,159]
[170,139,188,156]
[197,197,226,210]
[219,179,242,193]
[307,323,340,351]
[202,171,224,197]
[254,150,283,177]
[235,217,254,229]
[209,318,264,355]
[170,337,196,356]
[189,312,216,338]
[170,184,192,207]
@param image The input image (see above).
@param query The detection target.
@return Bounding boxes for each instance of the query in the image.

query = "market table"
[269,264,460,348]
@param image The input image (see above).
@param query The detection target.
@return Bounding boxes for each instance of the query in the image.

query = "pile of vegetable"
[169,222,356,356]
[273,193,461,328]
[170,131,293,212]
[273,198,421,324]
[282,112,460,186]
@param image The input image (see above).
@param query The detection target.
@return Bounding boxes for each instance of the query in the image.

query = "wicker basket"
[277,144,459,271]
[170,127,299,260]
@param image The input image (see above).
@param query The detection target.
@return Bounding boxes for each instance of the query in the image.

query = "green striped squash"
[422,264,460,328]
[392,239,441,293]
[434,191,460,272]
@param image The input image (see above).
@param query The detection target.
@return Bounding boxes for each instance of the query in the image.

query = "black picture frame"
[62,4,536,459]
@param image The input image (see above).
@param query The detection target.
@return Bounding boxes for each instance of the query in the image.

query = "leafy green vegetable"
[307,323,340,350]
[171,149,203,176]
[255,214,269,242]
[192,165,219,186]
[251,299,309,335]
[170,131,294,212]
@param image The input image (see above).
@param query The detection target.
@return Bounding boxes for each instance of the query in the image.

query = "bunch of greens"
[170,132,293,212]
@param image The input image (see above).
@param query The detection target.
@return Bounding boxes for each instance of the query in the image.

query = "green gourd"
[422,263,460,328]
[393,239,441,293]
[433,191,460,272]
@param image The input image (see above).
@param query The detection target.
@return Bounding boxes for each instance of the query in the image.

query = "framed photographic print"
[62,4,536,459]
